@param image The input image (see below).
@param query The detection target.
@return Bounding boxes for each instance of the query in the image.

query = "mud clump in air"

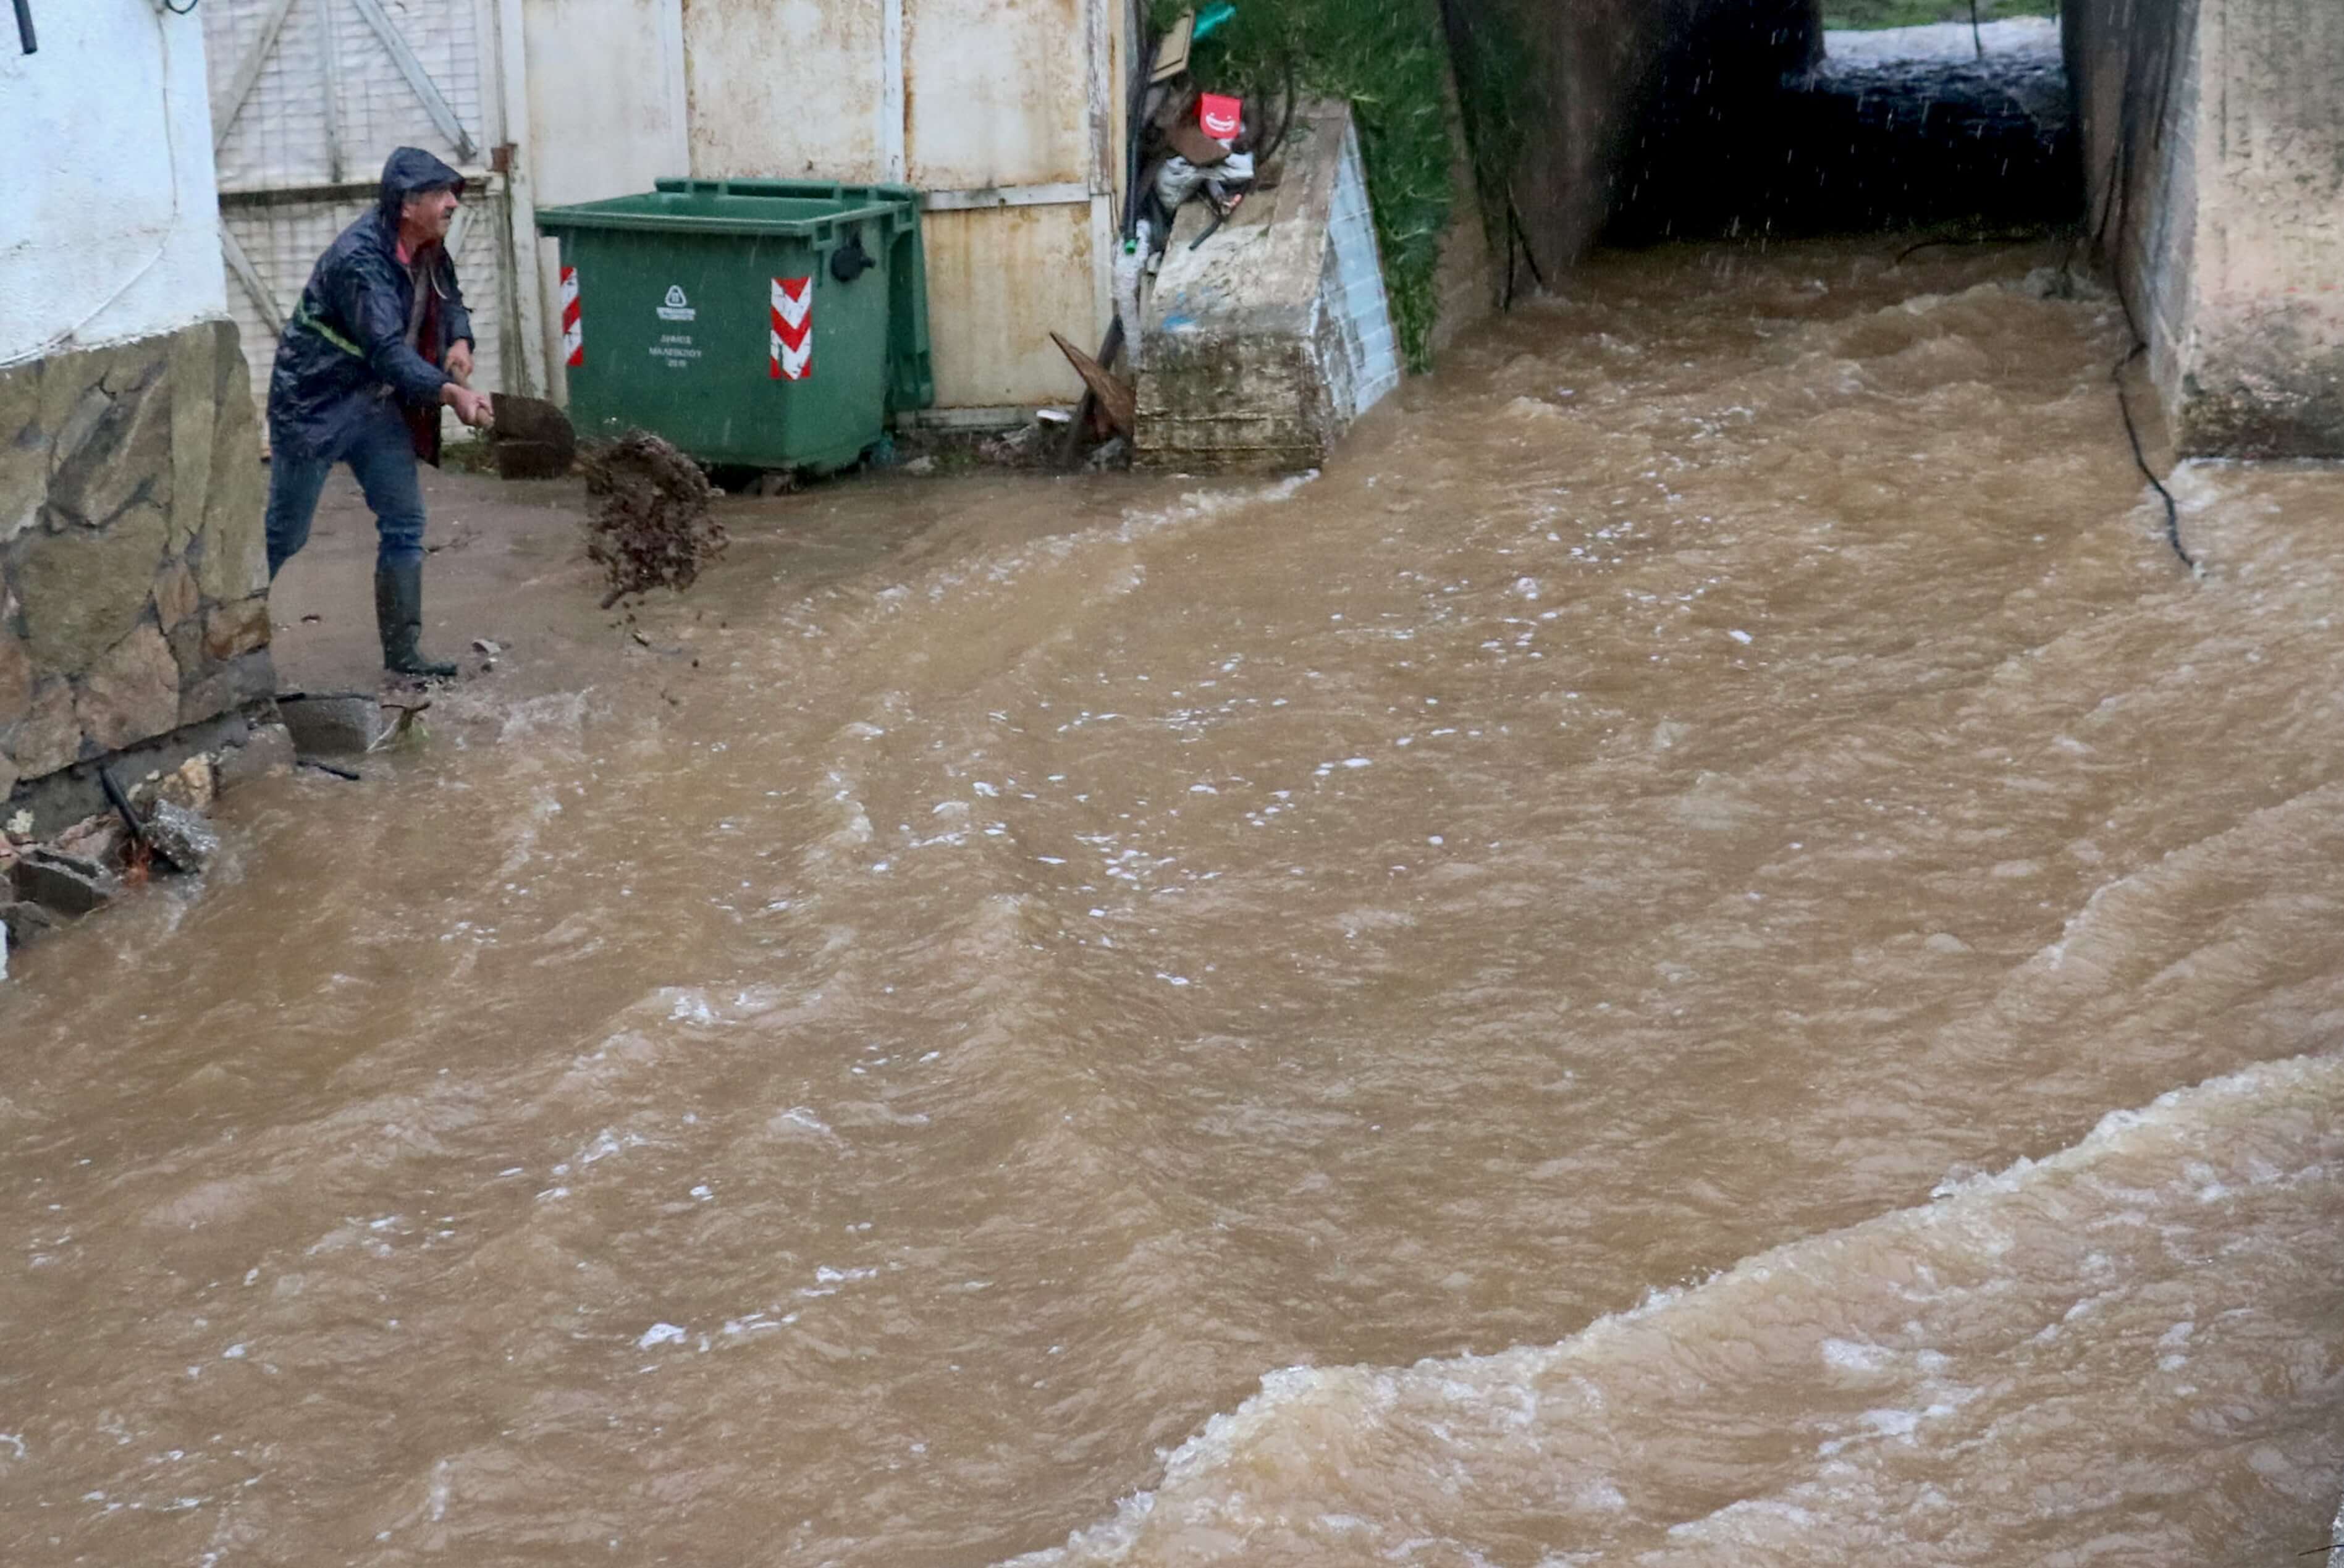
[579,432,727,607]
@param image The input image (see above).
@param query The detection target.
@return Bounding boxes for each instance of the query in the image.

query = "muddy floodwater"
[4,242,2341,1566]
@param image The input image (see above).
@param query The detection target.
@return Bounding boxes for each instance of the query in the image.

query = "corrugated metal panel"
[681,0,891,182]
[920,202,1102,408]
[902,0,1087,189]
[521,0,686,205]
[518,0,690,400]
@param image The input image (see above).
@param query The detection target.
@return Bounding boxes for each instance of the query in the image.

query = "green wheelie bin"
[535,180,934,474]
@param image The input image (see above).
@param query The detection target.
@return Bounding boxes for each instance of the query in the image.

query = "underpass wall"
[1443,0,1819,269]
[2068,0,2344,457]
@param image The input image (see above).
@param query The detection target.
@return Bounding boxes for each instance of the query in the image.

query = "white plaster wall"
[0,0,229,366]
[520,0,689,402]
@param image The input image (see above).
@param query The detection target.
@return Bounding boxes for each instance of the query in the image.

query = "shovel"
[483,393,578,479]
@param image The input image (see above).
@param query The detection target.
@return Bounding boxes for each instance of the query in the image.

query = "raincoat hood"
[268,148,476,462]
[377,147,466,219]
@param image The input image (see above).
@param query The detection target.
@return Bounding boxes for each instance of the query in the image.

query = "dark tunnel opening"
[1604,15,2082,246]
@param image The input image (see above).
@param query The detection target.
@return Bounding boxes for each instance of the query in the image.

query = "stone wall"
[2067,0,2344,457]
[0,319,273,803]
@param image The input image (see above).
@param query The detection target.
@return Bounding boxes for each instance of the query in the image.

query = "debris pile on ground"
[578,431,727,607]
[1,748,257,977]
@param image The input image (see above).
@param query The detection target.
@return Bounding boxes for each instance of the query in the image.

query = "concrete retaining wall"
[1136,106,1401,473]
[2068,0,2344,457]
[0,321,274,804]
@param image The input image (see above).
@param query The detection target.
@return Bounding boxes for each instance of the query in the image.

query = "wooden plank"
[319,0,344,182]
[221,226,284,335]
[921,182,1093,213]
[218,169,492,206]
[1050,330,1133,437]
[211,0,302,151]
[348,0,480,162]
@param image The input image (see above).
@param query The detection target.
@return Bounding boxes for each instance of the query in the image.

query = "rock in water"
[578,432,727,607]
[12,848,116,917]
[143,801,219,875]
[0,900,57,948]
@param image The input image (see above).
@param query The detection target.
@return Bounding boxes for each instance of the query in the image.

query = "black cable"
[1894,230,2058,265]
[12,0,35,56]
[2114,343,2193,571]
[2096,0,2198,575]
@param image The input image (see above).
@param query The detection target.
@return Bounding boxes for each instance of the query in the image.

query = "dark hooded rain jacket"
[266,147,475,465]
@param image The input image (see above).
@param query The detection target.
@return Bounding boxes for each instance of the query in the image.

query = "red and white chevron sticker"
[560,266,583,368]
[770,276,812,381]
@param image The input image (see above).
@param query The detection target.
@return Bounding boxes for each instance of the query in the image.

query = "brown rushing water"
[4,242,2342,1567]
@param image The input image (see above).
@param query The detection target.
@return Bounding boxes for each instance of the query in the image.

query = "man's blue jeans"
[265,400,428,580]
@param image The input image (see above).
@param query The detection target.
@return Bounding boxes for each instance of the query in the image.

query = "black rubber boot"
[376,561,458,680]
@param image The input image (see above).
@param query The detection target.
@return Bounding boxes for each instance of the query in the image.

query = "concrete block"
[143,801,218,875]
[279,693,386,755]
[217,721,295,788]
[0,899,56,948]
[1137,105,1401,473]
[12,847,116,917]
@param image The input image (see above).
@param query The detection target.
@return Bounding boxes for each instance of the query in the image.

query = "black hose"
[2094,0,2198,575]
[12,0,35,56]
[97,766,146,845]
[2114,344,2193,571]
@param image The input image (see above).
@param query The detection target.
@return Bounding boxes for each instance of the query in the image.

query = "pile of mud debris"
[0,743,272,976]
[580,432,728,607]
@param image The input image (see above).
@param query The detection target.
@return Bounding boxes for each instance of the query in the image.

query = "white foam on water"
[1008,1052,2344,1566]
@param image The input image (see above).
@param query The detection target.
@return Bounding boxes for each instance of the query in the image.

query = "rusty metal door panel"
[519,0,689,402]
[523,0,687,207]
[921,203,1105,408]
[903,0,1089,189]
[681,0,890,182]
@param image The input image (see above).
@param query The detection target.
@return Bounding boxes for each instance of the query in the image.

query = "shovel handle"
[13,0,35,55]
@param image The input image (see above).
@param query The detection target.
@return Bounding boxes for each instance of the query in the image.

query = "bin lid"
[536,189,903,238]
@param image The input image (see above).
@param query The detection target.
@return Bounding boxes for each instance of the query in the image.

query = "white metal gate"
[201,0,526,431]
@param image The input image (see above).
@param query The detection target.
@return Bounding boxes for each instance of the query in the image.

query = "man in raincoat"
[263,147,494,679]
